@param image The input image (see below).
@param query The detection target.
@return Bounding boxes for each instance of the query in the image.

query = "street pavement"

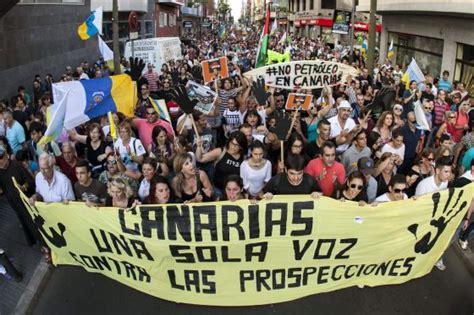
[30,246,473,315]
[0,196,45,315]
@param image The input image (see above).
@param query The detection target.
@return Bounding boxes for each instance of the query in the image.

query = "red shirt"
[305,158,346,197]
[452,111,468,143]
[55,156,78,184]
[133,118,174,150]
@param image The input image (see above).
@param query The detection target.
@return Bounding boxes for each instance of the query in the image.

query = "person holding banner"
[374,174,409,202]
[240,140,272,198]
[218,175,249,202]
[144,175,174,205]
[305,141,345,197]
[262,154,321,199]
[106,177,138,208]
[331,171,369,204]
[171,152,214,203]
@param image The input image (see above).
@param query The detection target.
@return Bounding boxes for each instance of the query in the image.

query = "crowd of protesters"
[0,28,472,272]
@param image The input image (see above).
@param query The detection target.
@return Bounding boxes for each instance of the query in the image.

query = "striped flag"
[149,97,171,123]
[108,112,117,140]
[387,39,395,59]
[256,4,270,68]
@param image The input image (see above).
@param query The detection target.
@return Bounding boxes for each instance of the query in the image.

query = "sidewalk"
[0,196,49,314]
[453,227,474,276]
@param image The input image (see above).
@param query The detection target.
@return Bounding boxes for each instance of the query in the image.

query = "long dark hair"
[146,175,174,204]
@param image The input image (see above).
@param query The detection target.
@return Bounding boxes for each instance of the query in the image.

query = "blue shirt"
[462,148,474,171]
[6,121,25,154]
[438,79,452,92]
[401,123,421,160]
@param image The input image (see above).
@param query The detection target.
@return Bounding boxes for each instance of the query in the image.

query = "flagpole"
[112,0,121,74]
[349,0,355,63]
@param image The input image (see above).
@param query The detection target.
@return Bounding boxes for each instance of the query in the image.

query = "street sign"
[129,32,138,40]
[183,21,193,28]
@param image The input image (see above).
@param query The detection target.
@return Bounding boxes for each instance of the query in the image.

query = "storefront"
[294,18,381,40]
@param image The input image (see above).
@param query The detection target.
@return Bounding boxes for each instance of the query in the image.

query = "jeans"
[459,222,474,241]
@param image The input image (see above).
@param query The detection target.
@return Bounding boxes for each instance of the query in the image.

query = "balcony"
[158,0,183,6]
[181,6,198,16]
[91,0,148,13]
[357,0,474,15]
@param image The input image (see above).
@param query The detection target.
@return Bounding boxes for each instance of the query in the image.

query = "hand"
[29,195,37,206]
[62,199,69,205]
[262,192,273,200]
[125,57,145,81]
[318,168,327,181]
[132,199,142,207]
[125,145,132,156]
[252,76,270,106]
[310,192,322,199]
[170,85,198,114]
[462,219,469,230]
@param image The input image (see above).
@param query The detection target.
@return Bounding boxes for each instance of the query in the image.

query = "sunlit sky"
[230,1,243,20]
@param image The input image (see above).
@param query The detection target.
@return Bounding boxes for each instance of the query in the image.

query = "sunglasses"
[164,81,170,84]
[146,111,157,116]
[107,160,117,165]
[427,157,434,161]
[424,107,433,110]
[393,188,406,194]
[449,116,455,119]
[0,153,4,159]
[350,184,364,190]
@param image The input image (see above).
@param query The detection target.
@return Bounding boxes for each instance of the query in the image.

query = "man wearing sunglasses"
[132,105,174,152]
[375,174,408,202]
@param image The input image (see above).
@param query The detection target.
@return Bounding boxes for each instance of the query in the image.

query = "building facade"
[0,0,97,101]
[155,0,182,37]
[358,0,474,93]
[180,0,207,37]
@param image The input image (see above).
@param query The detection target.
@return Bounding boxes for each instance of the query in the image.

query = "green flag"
[256,4,270,68]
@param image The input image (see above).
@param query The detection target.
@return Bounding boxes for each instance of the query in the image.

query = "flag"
[256,4,271,68]
[360,38,368,55]
[279,32,287,45]
[40,74,134,144]
[77,7,103,40]
[108,112,117,140]
[402,58,426,89]
[218,25,226,39]
[414,100,430,131]
[98,36,113,61]
[38,101,67,145]
[270,18,278,35]
[387,39,395,59]
[149,98,171,123]
[266,50,291,64]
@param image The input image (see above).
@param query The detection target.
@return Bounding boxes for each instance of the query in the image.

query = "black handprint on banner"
[270,111,292,141]
[408,188,467,254]
[125,57,145,82]
[24,198,67,248]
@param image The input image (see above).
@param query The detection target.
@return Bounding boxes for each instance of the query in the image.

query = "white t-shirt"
[375,193,408,203]
[415,175,448,196]
[381,143,405,164]
[328,116,356,153]
[114,137,146,172]
[240,160,272,197]
[138,178,150,201]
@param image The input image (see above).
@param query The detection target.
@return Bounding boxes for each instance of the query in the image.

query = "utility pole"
[366,0,377,75]
[112,0,121,74]
[349,0,356,63]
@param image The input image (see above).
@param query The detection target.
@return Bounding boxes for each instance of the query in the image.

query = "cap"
[338,100,352,110]
[357,157,376,175]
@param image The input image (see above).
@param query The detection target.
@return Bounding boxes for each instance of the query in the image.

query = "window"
[321,0,336,9]
[145,21,154,37]
[455,43,474,95]
[310,0,314,10]
[389,32,443,76]
[169,14,176,26]
[302,0,306,11]
[20,0,84,3]
[159,12,168,27]
[296,0,299,12]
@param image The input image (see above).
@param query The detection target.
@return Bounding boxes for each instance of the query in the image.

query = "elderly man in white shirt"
[29,153,75,205]
[329,100,358,155]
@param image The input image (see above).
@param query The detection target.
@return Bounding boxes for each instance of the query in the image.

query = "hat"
[338,100,352,110]
[358,157,376,175]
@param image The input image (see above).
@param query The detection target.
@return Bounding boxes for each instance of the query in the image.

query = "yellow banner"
[18,185,473,306]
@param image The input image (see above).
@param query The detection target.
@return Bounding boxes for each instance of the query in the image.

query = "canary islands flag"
[40,74,134,144]
[78,7,103,40]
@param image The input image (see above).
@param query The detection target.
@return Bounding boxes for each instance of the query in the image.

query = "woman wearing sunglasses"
[405,148,435,197]
[435,111,456,147]
[392,104,405,129]
[375,174,408,202]
[331,171,368,204]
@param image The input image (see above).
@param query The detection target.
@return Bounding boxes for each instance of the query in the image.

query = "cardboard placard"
[201,57,229,83]
[285,93,313,111]
[186,80,217,115]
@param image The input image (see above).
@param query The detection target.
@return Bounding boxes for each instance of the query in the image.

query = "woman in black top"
[171,152,214,203]
[331,171,369,204]
[406,148,435,197]
[375,152,396,197]
[195,131,248,193]
[69,122,112,176]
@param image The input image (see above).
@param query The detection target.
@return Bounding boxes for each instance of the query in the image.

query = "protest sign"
[186,81,217,115]
[244,60,358,90]
[17,184,472,306]
[124,37,182,73]
[332,10,351,35]
[286,93,313,111]
[201,57,229,83]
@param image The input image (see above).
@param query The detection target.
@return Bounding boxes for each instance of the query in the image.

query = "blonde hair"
[172,153,194,192]
[107,176,133,199]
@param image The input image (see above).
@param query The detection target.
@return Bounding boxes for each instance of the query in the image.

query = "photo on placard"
[285,93,313,110]
[201,57,229,83]
[185,80,217,115]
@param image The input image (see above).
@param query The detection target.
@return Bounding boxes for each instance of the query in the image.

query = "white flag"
[98,36,113,61]
[270,18,278,35]
[279,32,287,44]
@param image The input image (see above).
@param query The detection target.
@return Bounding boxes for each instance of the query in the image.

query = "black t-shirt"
[214,151,243,189]
[263,173,320,195]
[306,139,336,160]
[86,137,109,167]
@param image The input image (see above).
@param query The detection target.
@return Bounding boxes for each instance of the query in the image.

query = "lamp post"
[367,0,377,75]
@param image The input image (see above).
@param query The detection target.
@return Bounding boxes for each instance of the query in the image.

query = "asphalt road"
[30,246,474,315]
